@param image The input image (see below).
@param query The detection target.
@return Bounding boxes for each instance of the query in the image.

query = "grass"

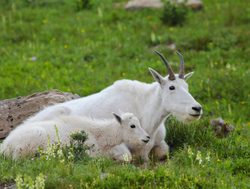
[0,0,249,188]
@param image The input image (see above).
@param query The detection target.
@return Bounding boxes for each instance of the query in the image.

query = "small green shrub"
[161,1,188,26]
[37,129,90,163]
[69,130,90,161]
[76,0,92,10]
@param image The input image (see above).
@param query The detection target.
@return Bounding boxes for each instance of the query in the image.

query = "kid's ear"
[112,112,122,124]
[184,72,194,81]
[148,67,165,86]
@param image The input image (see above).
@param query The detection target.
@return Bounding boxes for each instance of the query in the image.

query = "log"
[0,90,80,139]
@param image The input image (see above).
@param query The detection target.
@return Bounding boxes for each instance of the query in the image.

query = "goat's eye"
[130,125,136,128]
[169,86,175,90]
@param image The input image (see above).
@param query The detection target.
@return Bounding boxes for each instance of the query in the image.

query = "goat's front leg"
[151,140,169,161]
[108,143,132,163]
[151,123,169,160]
[136,141,154,167]
[138,147,152,168]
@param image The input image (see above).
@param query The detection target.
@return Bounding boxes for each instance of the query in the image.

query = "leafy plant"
[15,173,45,189]
[161,0,188,26]
[69,130,90,161]
[37,129,90,163]
[76,0,92,10]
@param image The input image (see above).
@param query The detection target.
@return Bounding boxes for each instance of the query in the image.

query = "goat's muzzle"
[142,139,150,143]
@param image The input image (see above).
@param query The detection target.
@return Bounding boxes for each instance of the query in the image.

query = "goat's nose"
[147,136,150,139]
[142,139,149,143]
[192,106,202,113]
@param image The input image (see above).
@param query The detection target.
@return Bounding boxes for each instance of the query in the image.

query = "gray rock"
[0,182,16,189]
[124,0,203,10]
[170,0,203,10]
[186,0,203,10]
[125,0,163,10]
[210,117,234,138]
[0,90,80,139]
[166,43,177,51]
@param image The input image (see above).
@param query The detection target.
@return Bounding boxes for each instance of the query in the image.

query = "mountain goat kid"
[1,112,150,161]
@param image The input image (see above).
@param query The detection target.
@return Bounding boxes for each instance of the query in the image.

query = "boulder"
[124,0,203,10]
[210,117,234,138]
[0,90,80,139]
[186,0,203,10]
[125,0,163,10]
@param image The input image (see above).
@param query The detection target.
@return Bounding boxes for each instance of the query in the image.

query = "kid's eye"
[169,86,175,90]
[130,125,136,128]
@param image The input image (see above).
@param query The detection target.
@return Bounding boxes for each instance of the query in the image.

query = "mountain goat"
[19,51,202,162]
[1,113,150,161]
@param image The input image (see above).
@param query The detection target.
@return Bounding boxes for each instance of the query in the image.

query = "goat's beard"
[172,112,201,123]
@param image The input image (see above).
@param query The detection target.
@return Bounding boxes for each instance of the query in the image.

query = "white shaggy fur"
[1,113,149,161]
[23,78,201,162]
[12,53,202,162]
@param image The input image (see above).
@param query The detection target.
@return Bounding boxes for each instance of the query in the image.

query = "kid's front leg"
[109,143,132,163]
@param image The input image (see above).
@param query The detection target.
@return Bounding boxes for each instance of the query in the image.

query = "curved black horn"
[154,50,175,81]
[176,51,184,79]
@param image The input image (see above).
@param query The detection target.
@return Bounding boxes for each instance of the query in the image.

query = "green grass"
[0,0,249,188]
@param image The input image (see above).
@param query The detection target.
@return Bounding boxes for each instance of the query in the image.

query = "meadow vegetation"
[0,0,249,188]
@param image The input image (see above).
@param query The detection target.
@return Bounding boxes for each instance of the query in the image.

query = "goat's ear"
[112,112,122,125]
[148,67,165,86]
[184,72,194,81]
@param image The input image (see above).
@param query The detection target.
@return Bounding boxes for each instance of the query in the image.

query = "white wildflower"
[122,153,130,162]
[30,56,37,61]
[57,148,64,159]
[205,152,211,162]
[15,174,45,189]
[68,150,74,162]
[35,174,45,189]
[196,151,203,165]
[15,175,24,189]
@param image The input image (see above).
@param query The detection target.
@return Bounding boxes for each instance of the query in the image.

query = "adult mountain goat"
[1,112,150,160]
[21,51,202,162]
